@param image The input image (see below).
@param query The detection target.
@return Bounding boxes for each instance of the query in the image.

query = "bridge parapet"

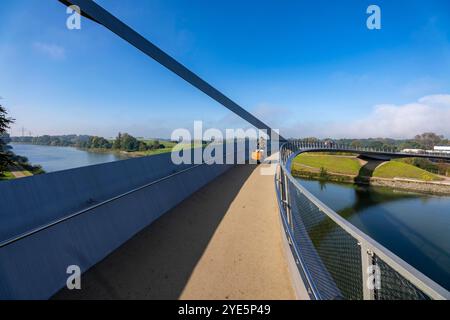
[276,140,450,300]
[0,142,248,299]
[281,140,450,164]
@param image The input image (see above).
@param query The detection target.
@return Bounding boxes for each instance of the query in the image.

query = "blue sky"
[1,0,450,138]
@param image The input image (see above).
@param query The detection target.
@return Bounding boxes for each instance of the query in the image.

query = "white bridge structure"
[0,0,449,300]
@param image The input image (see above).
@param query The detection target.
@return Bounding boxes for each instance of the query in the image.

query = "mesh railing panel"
[373,254,431,300]
[288,179,363,300]
[278,141,449,300]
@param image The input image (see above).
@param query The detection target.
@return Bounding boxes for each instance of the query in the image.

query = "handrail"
[275,141,450,300]
[0,147,237,249]
[0,163,201,248]
[280,141,450,161]
[274,167,321,300]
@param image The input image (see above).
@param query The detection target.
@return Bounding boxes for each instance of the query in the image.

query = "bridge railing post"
[279,166,293,231]
[360,242,376,300]
[285,173,293,231]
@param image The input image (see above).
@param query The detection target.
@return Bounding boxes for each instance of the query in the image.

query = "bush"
[395,158,449,176]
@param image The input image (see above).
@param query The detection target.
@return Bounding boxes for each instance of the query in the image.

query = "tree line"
[294,133,450,176]
[1,105,43,175]
[12,133,166,152]
[296,132,450,151]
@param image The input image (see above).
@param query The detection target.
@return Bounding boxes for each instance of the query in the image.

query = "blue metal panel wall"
[0,144,247,299]
[0,152,193,241]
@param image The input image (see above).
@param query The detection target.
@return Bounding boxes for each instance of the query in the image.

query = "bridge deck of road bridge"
[53,164,296,300]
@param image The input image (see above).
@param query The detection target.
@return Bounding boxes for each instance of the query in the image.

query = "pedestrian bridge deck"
[54,164,295,300]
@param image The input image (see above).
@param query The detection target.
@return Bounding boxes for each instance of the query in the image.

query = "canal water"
[296,177,450,291]
[10,143,128,173]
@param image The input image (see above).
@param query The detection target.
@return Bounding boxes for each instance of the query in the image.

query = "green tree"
[152,139,163,149]
[414,132,443,150]
[350,140,362,148]
[89,136,111,149]
[138,141,147,151]
[0,104,14,172]
[0,104,14,133]
[303,137,319,143]
[113,132,122,149]
[112,133,144,152]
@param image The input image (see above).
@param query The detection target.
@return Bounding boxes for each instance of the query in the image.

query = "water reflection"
[10,143,129,173]
[296,177,450,291]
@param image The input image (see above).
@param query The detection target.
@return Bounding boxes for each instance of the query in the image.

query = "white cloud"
[283,94,450,139]
[33,42,65,60]
[418,94,450,106]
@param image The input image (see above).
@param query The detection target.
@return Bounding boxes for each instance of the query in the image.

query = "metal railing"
[279,140,450,162]
[0,145,241,249]
[275,141,450,300]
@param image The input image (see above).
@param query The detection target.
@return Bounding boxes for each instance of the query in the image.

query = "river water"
[10,143,128,173]
[296,177,450,291]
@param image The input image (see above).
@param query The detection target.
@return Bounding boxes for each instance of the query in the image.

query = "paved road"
[54,164,295,300]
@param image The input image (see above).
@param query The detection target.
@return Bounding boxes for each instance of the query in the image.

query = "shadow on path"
[53,165,257,300]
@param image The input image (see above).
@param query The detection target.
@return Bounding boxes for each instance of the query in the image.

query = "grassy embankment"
[133,140,177,156]
[129,140,207,157]
[0,167,34,181]
[291,153,443,183]
[84,140,178,157]
[373,161,441,181]
[91,140,178,157]
[0,171,15,181]
[292,153,361,183]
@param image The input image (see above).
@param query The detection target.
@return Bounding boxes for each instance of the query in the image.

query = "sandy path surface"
[54,164,295,300]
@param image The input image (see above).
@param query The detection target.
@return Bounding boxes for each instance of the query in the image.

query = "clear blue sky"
[1,0,449,138]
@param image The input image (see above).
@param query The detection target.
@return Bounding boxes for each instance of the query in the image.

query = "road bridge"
[282,141,450,164]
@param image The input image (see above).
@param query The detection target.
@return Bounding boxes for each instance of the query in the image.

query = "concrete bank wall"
[370,177,450,195]
[0,144,247,299]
